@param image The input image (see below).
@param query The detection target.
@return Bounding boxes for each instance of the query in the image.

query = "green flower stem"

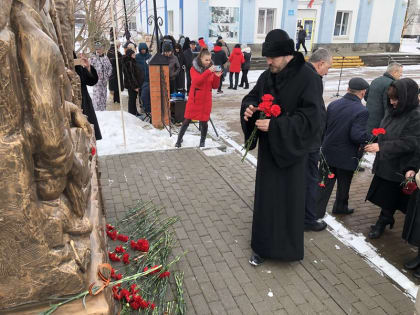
[241,111,265,162]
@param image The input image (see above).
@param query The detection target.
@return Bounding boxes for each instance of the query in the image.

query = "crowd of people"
[241,28,420,280]
[73,34,253,147]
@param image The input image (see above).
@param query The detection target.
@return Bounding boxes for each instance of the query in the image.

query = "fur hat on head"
[126,49,135,57]
[262,29,295,57]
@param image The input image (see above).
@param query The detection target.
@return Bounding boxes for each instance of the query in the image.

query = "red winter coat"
[184,65,220,121]
[229,48,245,73]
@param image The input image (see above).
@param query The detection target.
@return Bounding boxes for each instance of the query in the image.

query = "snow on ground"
[400,38,420,54]
[95,111,220,156]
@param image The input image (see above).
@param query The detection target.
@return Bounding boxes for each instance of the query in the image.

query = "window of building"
[168,10,174,35]
[257,9,275,35]
[128,19,137,31]
[334,11,351,36]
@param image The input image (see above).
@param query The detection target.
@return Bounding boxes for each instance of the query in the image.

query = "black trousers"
[316,166,354,219]
[113,88,120,103]
[305,151,320,224]
[239,70,249,87]
[128,88,139,116]
[229,72,239,88]
[296,40,307,54]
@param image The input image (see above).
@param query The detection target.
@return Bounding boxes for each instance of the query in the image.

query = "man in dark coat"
[303,48,332,231]
[365,62,403,132]
[74,53,102,140]
[107,41,124,104]
[239,47,251,89]
[296,25,307,55]
[135,42,152,83]
[316,78,370,219]
[212,42,228,93]
[241,29,323,265]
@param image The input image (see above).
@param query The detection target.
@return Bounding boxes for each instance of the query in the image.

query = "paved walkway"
[99,148,414,314]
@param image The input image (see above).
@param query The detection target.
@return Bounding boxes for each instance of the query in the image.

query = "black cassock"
[240,52,323,261]
[75,65,102,140]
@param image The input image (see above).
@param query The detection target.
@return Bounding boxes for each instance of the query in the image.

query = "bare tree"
[74,0,143,53]
[402,0,420,37]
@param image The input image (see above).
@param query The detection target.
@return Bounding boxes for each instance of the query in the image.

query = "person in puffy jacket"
[212,42,228,93]
[228,44,245,90]
[175,48,222,148]
[239,46,251,89]
[135,42,152,83]
[162,41,180,93]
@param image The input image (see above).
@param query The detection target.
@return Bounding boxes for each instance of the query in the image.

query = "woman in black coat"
[174,43,186,91]
[122,49,144,116]
[74,53,102,140]
[239,46,251,89]
[365,78,420,239]
[107,42,124,103]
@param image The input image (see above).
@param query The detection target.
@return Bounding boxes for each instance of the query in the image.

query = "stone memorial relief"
[0,0,96,310]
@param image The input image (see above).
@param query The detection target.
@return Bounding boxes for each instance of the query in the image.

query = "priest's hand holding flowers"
[242,94,282,162]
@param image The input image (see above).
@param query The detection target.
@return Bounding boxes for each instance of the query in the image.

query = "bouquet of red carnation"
[401,176,418,195]
[241,94,282,162]
[355,128,386,174]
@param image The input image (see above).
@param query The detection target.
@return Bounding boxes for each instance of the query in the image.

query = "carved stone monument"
[0,0,110,312]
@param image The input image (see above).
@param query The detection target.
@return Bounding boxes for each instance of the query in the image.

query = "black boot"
[175,121,189,148]
[404,248,420,270]
[199,121,208,147]
[368,217,395,239]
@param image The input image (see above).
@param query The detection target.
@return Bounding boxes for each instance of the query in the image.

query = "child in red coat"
[175,48,222,148]
[228,44,245,90]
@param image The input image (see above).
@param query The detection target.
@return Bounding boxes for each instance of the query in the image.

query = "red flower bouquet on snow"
[355,128,386,174]
[241,94,282,162]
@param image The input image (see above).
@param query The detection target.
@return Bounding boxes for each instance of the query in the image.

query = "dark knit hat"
[262,29,295,57]
[348,77,369,90]
[126,48,135,57]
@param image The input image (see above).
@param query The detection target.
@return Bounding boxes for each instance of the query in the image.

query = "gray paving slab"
[98,148,414,314]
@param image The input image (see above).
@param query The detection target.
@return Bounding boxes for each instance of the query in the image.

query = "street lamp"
[122,0,131,42]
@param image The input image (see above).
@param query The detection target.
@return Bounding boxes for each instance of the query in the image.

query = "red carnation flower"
[139,300,149,309]
[270,105,281,117]
[115,245,126,253]
[117,234,129,242]
[130,301,141,310]
[136,239,150,252]
[402,181,418,195]
[159,271,171,279]
[116,273,122,280]
[143,266,149,272]
[106,224,114,231]
[262,94,274,102]
[130,284,139,295]
[328,173,335,179]
[151,303,156,309]
[108,252,121,262]
[106,230,118,240]
[151,265,161,274]
[318,182,326,188]
[91,146,96,156]
[120,289,131,302]
[123,253,130,264]
[372,128,386,136]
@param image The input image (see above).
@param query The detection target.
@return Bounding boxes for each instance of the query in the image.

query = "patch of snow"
[314,260,318,264]
[267,289,273,297]
[201,147,235,157]
[400,38,420,54]
[95,111,220,156]
[335,245,340,250]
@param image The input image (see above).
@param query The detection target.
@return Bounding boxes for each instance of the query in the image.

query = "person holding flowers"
[316,78,370,219]
[366,78,420,239]
[241,29,323,265]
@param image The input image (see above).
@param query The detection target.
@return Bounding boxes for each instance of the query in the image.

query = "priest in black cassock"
[241,29,323,265]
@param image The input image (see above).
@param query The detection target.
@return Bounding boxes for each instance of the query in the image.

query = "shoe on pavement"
[249,254,264,266]
[305,220,327,232]
[332,208,354,215]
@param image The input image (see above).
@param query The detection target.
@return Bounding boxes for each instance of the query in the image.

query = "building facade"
[136,0,408,52]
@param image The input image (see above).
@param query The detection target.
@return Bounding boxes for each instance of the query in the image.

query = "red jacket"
[184,67,220,121]
[229,48,245,73]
